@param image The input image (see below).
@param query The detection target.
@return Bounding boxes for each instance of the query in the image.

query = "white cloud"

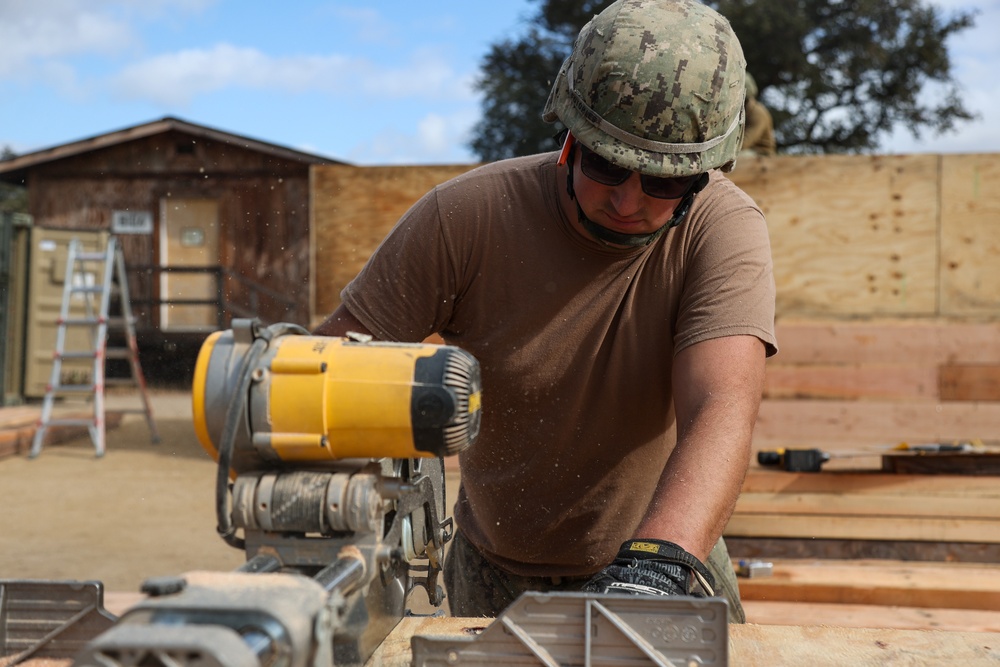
[108,43,477,107]
[347,107,481,165]
[881,1,1000,153]
[0,2,134,78]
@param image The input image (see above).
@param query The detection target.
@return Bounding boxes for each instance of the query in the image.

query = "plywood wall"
[310,164,473,324]
[310,153,1000,325]
[939,154,1000,317]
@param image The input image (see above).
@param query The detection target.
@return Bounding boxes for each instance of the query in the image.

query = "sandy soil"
[1,393,245,595]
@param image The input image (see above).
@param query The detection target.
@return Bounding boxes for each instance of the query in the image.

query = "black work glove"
[582,539,716,597]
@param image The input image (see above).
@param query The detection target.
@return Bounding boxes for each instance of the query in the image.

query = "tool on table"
[735,559,774,579]
[3,318,482,667]
[757,441,981,473]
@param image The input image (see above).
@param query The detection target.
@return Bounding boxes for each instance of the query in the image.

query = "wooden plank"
[736,559,1000,611]
[940,364,1000,401]
[735,491,998,519]
[754,398,1000,447]
[743,600,1000,633]
[720,625,999,667]
[881,452,1000,475]
[940,153,1000,316]
[0,425,33,459]
[740,469,1000,496]
[370,616,1000,666]
[725,513,1000,543]
[726,536,1000,563]
[729,154,939,318]
[773,320,1000,365]
[0,405,41,429]
[764,363,938,400]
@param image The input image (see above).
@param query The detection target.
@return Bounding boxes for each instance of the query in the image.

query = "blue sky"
[1,0,998,166]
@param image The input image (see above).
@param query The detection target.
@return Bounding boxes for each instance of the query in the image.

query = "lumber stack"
[754,319,1000,457]
[728,318,1000,630]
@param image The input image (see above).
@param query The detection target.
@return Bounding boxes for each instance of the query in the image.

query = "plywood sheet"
[310,164,475,325]
[764,363,938,400]
[773,319,1000,365]
[940,364,1000,401]
[743,600,1000,633]
[729,154,939,317]
[940,153,1000,315]
[754,398,1000,447]
[736,559,1000,610]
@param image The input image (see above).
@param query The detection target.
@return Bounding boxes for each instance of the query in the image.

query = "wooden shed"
[0,117,343,385]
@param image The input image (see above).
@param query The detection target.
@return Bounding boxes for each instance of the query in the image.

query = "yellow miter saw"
[69,319,481,667]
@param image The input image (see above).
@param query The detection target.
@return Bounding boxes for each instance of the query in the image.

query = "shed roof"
[0,116,346,184]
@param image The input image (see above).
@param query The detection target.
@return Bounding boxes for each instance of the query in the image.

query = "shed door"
[159,198,219,331]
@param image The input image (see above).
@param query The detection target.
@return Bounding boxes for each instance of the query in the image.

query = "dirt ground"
[0,392,245,595]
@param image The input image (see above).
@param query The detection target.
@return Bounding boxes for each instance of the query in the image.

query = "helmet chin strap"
[564,148,704,248]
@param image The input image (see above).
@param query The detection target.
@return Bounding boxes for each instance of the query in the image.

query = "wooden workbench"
[367,616,1000,666]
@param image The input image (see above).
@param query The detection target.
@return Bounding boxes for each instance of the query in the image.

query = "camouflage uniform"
[445,530,747,623]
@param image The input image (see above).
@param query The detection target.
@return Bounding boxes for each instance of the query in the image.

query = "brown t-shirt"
[342,151,777,577]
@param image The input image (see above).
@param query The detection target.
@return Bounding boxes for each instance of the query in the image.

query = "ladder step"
[61,317,104,326]
[49,384,96,393]
[44,418,96,427]
[70,286,105,294]
[74,253,107,261]
[58,351,98,359]
[106,378,138,386]
[105,348,132,359]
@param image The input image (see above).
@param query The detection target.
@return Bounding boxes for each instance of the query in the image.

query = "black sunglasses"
[578,145,701,200]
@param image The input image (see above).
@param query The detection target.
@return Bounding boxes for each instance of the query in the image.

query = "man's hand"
[582,539,716,597]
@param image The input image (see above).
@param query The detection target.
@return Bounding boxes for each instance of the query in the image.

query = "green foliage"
[0,146,27,214]
[713,0,978,153]
[469,0,977,158]
[468,29,572,162]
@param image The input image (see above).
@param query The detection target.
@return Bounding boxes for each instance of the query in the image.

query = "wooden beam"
[940,364,1000,401]
[725,514,1000,543]
[736,559,1000,611]
[726,536,1000,563]
[773,320,1000,365]
[764,363,938,401]
[735,491,998,519]
[741,470,1000,497]
[743,600,1000,633]
[754,399,1000,446]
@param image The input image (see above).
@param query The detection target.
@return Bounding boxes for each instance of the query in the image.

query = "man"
[314,0,776,622]
[741,72,777,156]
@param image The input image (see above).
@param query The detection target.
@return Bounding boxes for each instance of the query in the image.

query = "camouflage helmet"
[543,0,747,175]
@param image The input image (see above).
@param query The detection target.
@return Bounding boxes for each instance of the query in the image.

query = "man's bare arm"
[633,334,766,561]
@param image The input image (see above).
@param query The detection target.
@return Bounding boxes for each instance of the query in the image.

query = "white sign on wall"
[112,210,154,234]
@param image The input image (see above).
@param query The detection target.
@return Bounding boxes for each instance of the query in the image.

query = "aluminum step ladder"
[30,236,160,458]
